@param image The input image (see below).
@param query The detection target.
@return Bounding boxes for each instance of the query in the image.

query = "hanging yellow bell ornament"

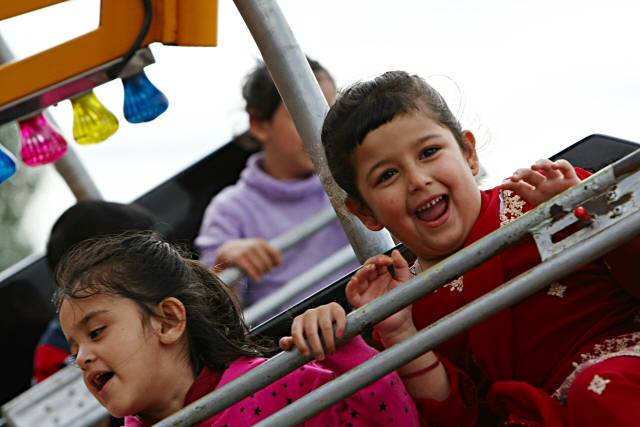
[71,90,119,144]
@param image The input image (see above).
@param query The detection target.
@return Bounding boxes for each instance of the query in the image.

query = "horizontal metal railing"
[257,200,640,426]
[217,207,339,285]
[155,147,640,426]
[7,149,638,427]
[244,244,357,326]
[1,363,109,427]
[0,205,349,427]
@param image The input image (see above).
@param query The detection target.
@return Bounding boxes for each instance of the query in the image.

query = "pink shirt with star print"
[124,336,420,426]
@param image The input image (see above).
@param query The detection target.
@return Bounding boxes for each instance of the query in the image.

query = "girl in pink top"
[55,231,419,426]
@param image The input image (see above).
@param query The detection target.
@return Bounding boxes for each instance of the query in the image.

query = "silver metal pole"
[0,33,101,201]
[218,207,339,285]
[42,110,103,200]
[154,149,640,427]
[233,0,395,263]
[0,32,12,62]
[256,203,640,427]
[50,146,102,200]
[1,364,109,427]
[244,245,357,326]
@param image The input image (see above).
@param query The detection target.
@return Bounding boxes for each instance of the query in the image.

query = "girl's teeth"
[418,196,443,212]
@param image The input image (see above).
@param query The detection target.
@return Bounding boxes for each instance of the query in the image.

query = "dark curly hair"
[322,71,466,203]
[54,231,273,374]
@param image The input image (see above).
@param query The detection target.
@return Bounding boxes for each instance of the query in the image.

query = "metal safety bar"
[155,149,640,426]
[256,184,640,426]
[233,0,395,264]
[46,112,102,201]
[0,211,354,427]
[1,364,109,427]
[217,207,339,285]
[244,244,357,326]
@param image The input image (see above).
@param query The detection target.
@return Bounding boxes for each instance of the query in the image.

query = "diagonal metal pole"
[233,0,395,264]
[244,244,356,326]
[154,148,640,426]
[256,204,640,426]
[219,207,340,285]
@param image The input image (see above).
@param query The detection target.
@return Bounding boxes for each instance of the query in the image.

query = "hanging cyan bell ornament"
[0,121,20,184]
[0,143,17,184]
[122,70,169,123]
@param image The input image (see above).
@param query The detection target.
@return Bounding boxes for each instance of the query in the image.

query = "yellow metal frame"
[0,0,218,107]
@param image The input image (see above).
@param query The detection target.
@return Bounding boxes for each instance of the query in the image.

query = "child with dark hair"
[195,57,359,308]
[33,200,158,383]
[293,70,640,426]
[55,231,419,426]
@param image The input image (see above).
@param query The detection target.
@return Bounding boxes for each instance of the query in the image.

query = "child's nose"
[76,346,95,369]
[407,169,429,192]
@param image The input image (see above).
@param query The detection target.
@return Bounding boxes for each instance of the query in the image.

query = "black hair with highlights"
[54,231,273,374]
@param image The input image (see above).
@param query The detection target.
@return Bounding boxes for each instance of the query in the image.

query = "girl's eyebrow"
[65,310,109,347]
[78,310,109,328]
[67,309,110,346]
[410,132,440,148]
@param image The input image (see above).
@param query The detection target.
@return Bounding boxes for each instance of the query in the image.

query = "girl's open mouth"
[90,371,114,393]
[415,194,449,223]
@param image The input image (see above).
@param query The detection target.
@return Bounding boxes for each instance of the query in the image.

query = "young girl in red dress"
[291,70,640,426]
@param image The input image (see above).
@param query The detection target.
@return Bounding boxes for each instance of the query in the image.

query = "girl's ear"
[249,116,269,144]
[152,297,187,345]
[345,197,384,231]
[461,130,480,176]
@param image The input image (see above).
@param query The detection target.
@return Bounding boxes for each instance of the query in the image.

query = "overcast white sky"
[1,0,640,261]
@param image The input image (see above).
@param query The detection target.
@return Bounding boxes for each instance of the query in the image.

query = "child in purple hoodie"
[55,232,420,426]
[195,58,358,308]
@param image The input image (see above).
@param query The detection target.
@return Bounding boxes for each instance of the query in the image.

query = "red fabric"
[183,367,222,407]
[488,381,567,427]
[415,355,479,427]
[33,343,70,383]
[567,356,640,427]
[411,170,640,426]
